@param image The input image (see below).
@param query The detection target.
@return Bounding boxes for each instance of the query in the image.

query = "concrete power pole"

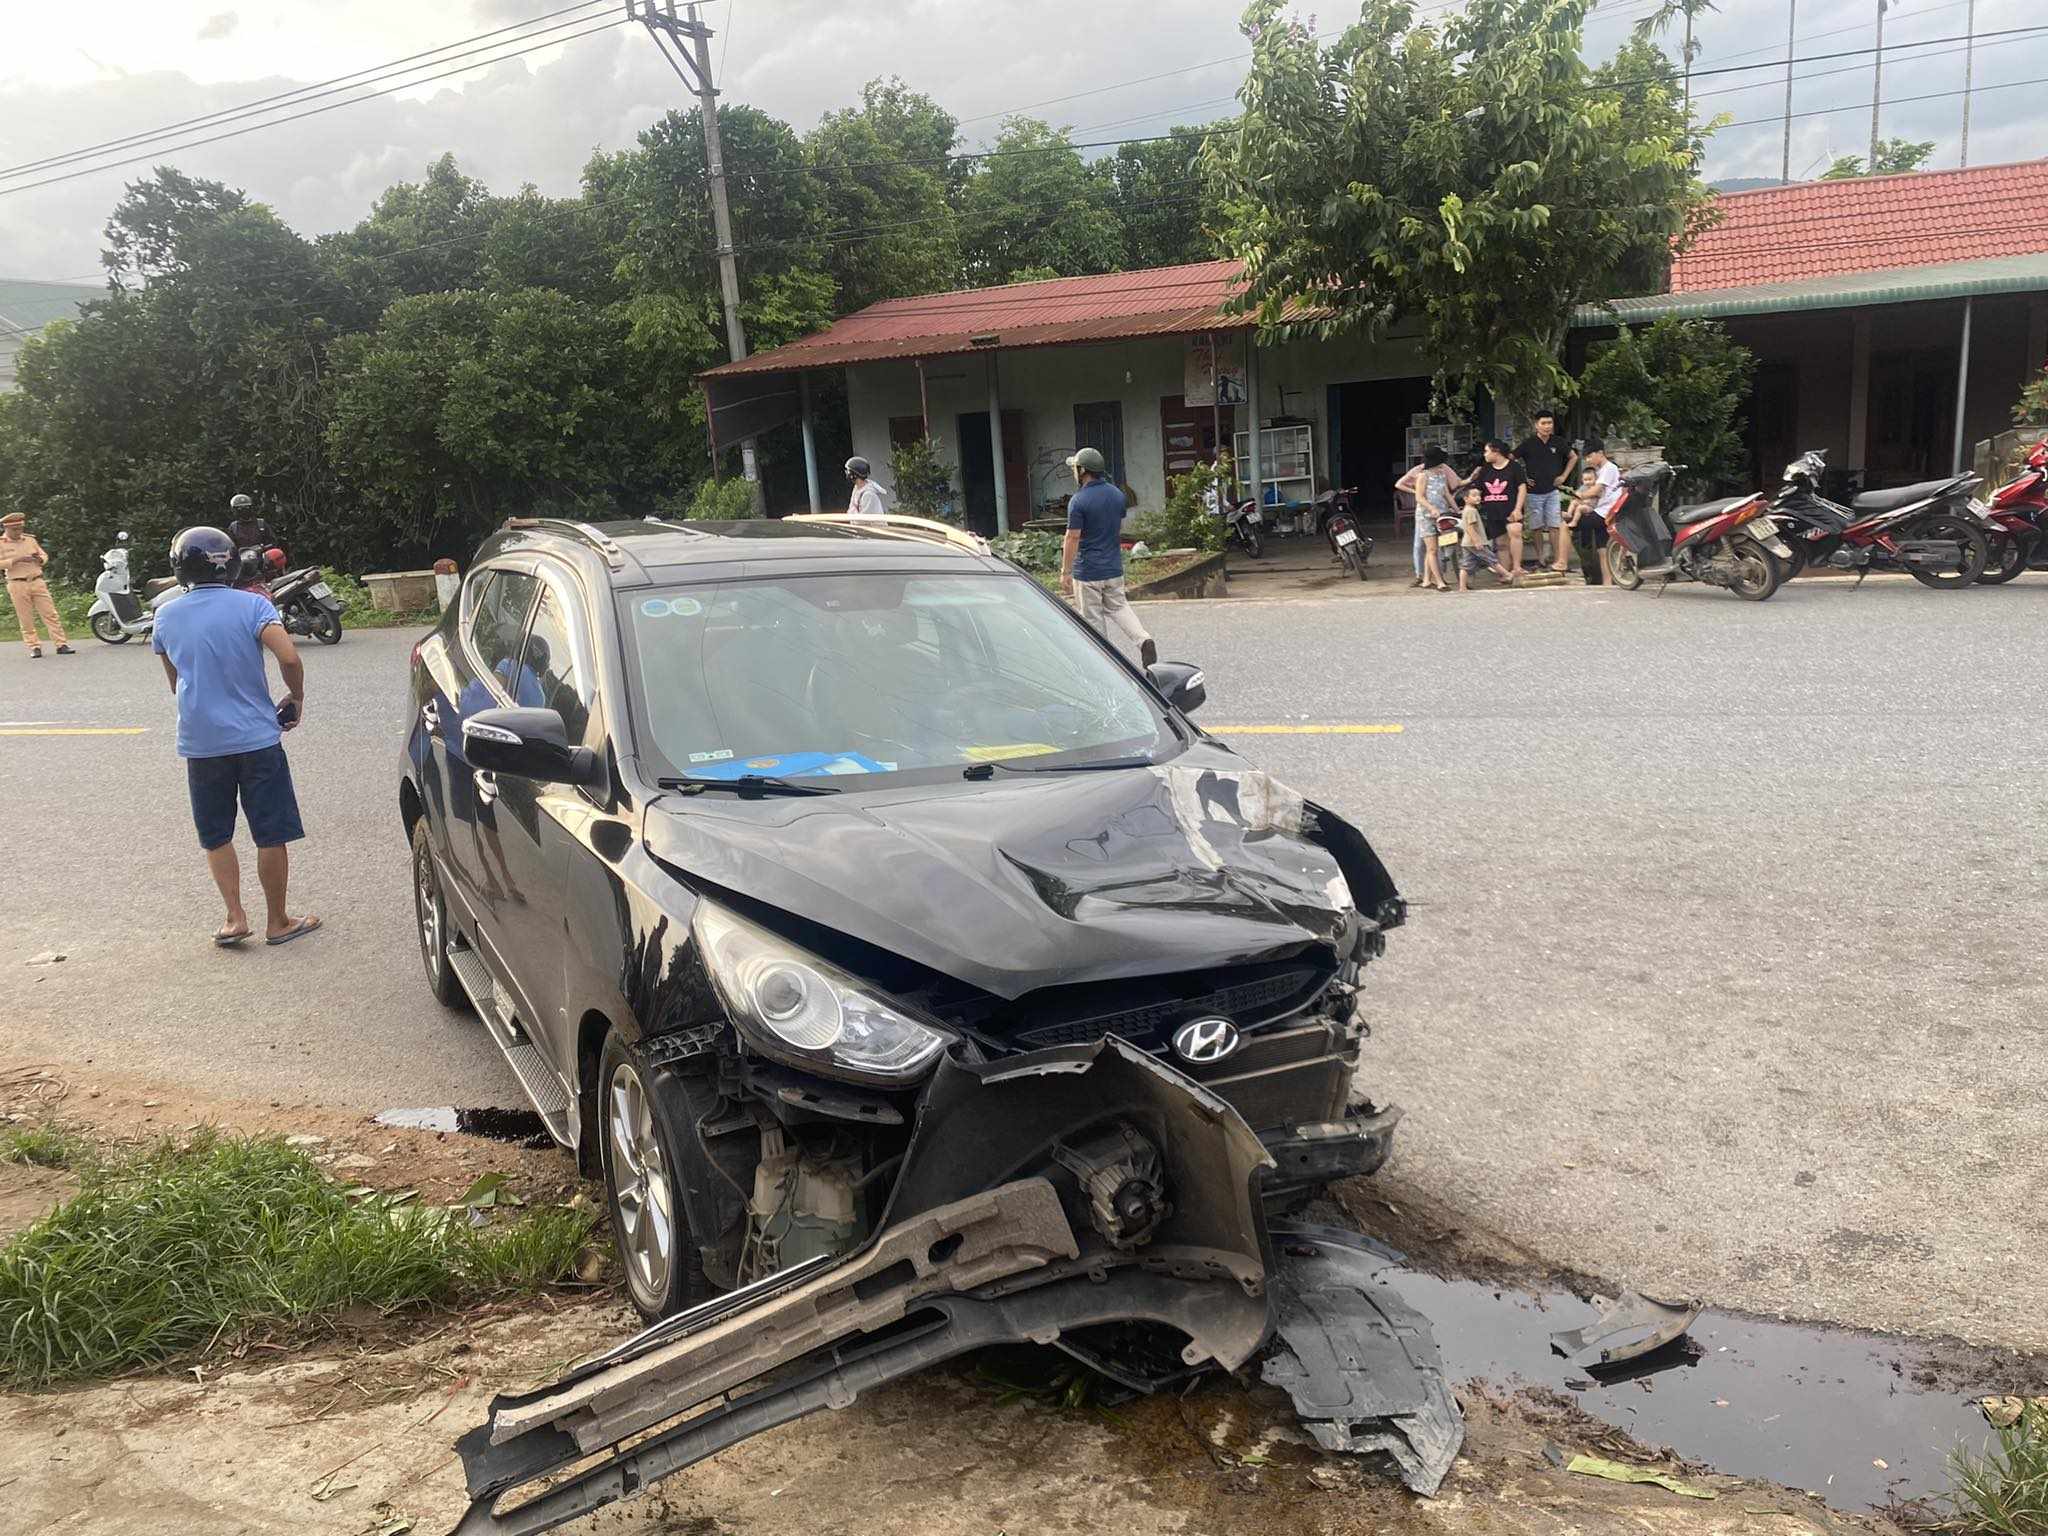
[1868,0,1888,172]
[630,0,761,508]
[1959,0,1976,167]
[1780,0,1796,183]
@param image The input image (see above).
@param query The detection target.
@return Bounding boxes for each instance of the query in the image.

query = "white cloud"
[196,11,240,43]
[0,0,2039,279]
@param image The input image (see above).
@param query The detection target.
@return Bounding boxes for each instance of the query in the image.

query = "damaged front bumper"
[453,1040,1459,1535]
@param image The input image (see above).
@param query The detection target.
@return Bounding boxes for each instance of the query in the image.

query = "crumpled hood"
[641,746,1382,1000]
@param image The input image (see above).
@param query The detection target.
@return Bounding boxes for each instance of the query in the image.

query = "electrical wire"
[0,13,631,199]
[0,1,613,181]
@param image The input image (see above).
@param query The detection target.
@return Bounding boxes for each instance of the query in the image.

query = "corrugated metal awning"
[1572,252,2048,328]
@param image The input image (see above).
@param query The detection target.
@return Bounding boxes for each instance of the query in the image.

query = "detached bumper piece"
[452,1040,1460,1535]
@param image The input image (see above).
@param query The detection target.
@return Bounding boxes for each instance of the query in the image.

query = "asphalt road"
[6,577,2045,1350]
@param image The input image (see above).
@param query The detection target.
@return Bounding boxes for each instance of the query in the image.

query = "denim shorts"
[1525,490,1562,530]
[1461,544,1502,574]
[187,743,305,851]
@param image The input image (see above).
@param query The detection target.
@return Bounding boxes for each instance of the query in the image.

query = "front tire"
[411,820,466,1011]
[600,1032,711,1321]
[1240,520,1264,559]
[1976,530,2033,585]
[1904,515,1988,589]
[1609,545,1643,591]
[90,611,128,644]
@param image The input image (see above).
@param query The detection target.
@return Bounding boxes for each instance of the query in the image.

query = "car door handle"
[421,699,441,736]
[474,769,497,806]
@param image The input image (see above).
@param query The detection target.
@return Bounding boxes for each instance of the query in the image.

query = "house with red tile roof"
[1571,160,2048,489]
[706,161,2048,525]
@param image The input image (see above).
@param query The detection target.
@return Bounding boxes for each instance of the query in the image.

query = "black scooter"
[1769,450,1990,588]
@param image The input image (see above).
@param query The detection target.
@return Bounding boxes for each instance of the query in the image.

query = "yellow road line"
[0,727,149,736]
[1205,723,1404,734]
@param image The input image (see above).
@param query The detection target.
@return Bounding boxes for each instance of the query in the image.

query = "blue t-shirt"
[151,586,285,759]
[1066,478,1127,582]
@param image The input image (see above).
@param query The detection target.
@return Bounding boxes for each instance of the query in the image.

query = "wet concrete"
[1383,1268,2019,1511]
[374,1105,553,1148]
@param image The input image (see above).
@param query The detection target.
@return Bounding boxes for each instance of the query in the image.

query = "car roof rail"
[784,512,991,556]
[500,517,627,570]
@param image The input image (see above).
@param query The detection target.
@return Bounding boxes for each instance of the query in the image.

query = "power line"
[0,14,631,200]
[1714,70,2037,131]
[0,1,611,182]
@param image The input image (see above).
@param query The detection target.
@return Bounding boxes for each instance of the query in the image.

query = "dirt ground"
[0,1057,1910,1536]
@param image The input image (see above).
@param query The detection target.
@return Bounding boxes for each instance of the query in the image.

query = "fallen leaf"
[459,1172,523,1208]
[285,1134,327,1148]
[1982,1396,2024,1428]
[1567,1454,1716,1500]
[310,1471,359,1502]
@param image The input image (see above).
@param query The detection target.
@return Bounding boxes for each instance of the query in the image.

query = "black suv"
[399,515,1406,1322]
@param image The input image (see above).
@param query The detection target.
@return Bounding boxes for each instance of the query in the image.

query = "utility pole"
[629,0,761,509]
[1780,0,1796,182]
[1959,0,1976,167]
[1868,0,1888,172]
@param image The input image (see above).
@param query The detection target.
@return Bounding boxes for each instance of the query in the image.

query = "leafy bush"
[992,528,1063,571]
[889,434,958,524]
[2016,361,2048,430]
[1151,457,1229,555]
[680,476,757,520]
[0,1130,597,1384]
[1576,318,1756,496]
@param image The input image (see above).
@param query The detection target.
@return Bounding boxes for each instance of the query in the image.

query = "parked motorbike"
[1605,462,1791,601]
[1770,449,1989,588]
[267,559,345,644]
[1223,495,1266,557]
[1325,507,1371,580]
[1315,487,1372,575]
[84,533,157,643]
[1974,438,2048,585]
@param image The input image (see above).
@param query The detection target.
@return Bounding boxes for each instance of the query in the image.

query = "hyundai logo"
[1171,1016,1241,1065]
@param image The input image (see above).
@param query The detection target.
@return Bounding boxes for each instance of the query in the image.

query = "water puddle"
[375,1106,553,1148]
[1383,1269,2025,1511]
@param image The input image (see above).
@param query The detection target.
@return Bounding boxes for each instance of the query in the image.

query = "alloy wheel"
[607,1062,675,1313]
[415,842,443,982]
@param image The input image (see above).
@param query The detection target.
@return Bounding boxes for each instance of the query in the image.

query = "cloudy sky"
[1,0,2042,283]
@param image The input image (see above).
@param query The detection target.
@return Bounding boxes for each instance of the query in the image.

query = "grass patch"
[1949,1402,2048,1535]
[0,1122,94,1170]
[0,1130,598,1385]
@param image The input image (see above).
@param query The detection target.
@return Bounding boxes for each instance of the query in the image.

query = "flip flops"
[213,925,251,948]
[266,914,323,947]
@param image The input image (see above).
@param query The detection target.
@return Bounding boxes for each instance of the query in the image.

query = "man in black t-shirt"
[1513,410,1578,574]
[1468,439,1528,578]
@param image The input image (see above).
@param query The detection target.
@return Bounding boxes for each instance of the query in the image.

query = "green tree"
[960,118,1124,284]
[1821,138,1936,179]
[888,434,957,522]
[806,79,961,311]
[321,154,499,315]
[102,167,248,283]
[1110,126,1220,270]
[1203,0,1708,411]
[1575,317,1755,494]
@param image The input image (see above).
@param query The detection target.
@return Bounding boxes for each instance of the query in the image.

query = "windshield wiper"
[987,754,1157,774]
[657,774,842,797]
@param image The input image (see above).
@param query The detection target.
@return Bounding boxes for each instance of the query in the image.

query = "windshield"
[620,570,1173,783]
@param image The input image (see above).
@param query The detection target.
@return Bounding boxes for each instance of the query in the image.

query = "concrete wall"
[843,324,1436,522]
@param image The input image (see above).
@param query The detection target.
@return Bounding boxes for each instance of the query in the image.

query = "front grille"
[999,958,1333,1054]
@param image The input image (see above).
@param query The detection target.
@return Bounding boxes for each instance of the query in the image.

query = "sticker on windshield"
[687,749,734,764]
[641,596,703,618]
[688,751,898,780]
[964,743,1059,762]
[639,598,672,618]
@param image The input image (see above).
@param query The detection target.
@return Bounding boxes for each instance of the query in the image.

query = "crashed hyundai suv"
[398,514,1455,1534]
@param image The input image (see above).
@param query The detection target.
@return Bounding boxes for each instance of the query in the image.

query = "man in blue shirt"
[152,526,319,948]
[1058,446,1156,667]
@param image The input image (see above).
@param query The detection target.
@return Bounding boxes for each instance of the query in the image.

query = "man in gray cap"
[1058,447,1155,666]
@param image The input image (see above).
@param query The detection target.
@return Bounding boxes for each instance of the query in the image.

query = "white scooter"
[85,533,158,644]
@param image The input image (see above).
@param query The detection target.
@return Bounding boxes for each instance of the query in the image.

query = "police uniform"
[1,513,71,657]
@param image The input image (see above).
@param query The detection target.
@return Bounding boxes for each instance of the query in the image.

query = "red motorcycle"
[1605,461,1792,601]
[1975,438,2048,585]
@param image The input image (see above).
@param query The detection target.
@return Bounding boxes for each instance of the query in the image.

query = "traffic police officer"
[2,511,74,658]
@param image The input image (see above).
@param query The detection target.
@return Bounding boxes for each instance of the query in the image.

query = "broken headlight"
[691,901,952,1083]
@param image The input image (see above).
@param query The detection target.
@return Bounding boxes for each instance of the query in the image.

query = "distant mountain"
[1711,177,1791,193]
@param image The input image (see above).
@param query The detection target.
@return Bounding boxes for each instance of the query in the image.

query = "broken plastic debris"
[1550,1290,1702,1368]
[1566,1454,1717,1499]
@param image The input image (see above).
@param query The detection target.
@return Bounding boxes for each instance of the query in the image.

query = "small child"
[1457,485,1510,591]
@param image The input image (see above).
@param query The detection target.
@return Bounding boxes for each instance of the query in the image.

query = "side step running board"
[444,943,573,1148]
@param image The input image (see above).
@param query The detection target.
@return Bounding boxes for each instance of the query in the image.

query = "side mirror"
[1146,661,1206,716]
[463,706,601,788]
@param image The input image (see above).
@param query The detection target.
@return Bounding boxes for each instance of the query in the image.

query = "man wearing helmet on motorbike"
[152,526,320,948]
